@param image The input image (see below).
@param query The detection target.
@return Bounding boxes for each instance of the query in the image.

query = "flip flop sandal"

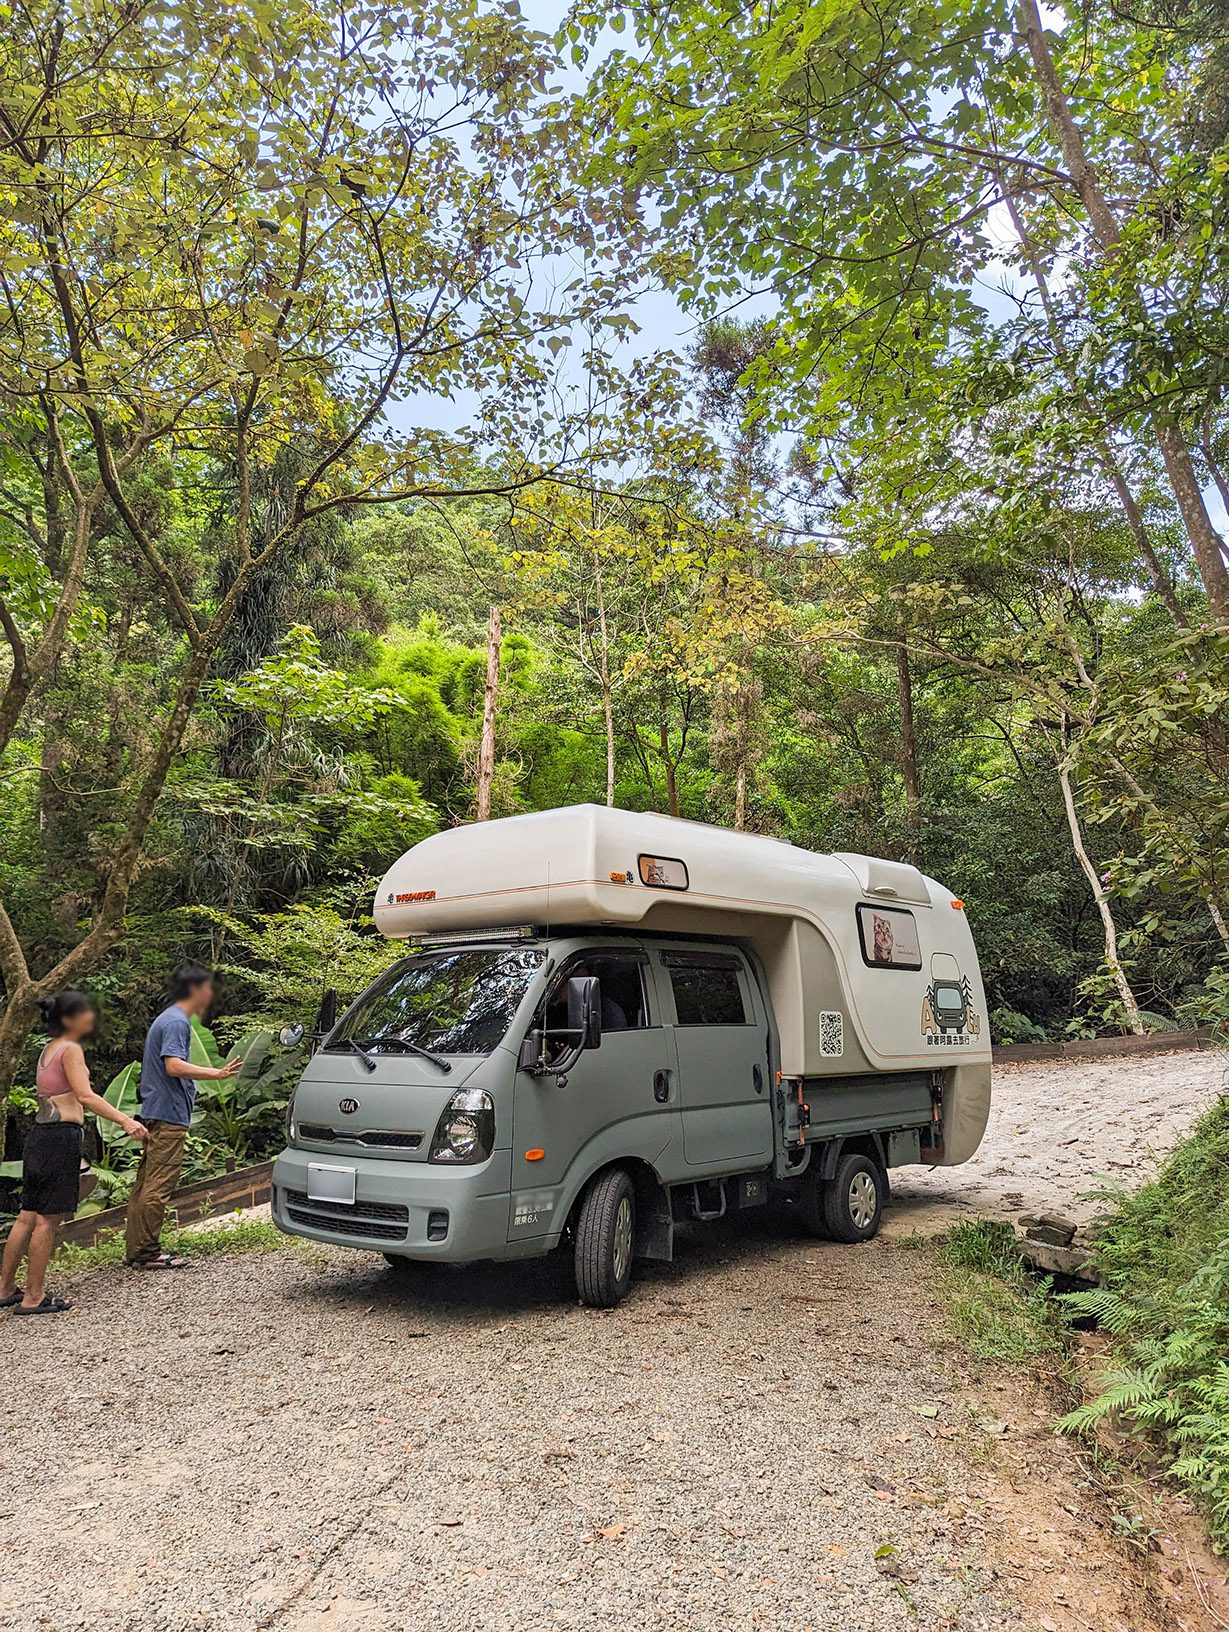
[14,1295,72,1316]
[126,1252,188,1270]
[0,1290,23,1308]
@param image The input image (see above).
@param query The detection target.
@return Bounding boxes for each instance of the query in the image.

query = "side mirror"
[316,988,338,1036]
[518,1029,545,1072]
[279,1022,305,1048]
[567,975,602,1051]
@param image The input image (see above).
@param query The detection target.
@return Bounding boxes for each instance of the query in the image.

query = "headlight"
[285,1094,296,1145]
[429,1089,495,1165]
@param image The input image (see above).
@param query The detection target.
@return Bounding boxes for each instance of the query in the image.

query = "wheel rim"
[848,1170,877,1230]
[612,1194,633,1281]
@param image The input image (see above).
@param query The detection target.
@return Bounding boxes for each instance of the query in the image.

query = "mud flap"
[633,1170,674,1262]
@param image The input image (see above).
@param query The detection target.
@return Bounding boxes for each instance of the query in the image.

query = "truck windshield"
[326,947,544,1058]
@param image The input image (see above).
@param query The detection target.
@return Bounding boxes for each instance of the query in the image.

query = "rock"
[1018,1211,1078,1247]
[1015,1235,1097,1281]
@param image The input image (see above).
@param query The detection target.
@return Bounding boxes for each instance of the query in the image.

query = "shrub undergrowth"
[54,1215,297,1273]
[1060,1092,1229,1553]
[936,1219,1063,1363]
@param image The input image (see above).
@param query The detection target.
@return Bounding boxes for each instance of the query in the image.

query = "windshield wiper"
[357,1035,452,1073]
[343,1037,377,1073]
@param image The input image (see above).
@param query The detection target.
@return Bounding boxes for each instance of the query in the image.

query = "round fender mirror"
[279,1022,305,1048]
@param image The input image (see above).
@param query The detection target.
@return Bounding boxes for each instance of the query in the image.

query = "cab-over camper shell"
[273,806,991,1305]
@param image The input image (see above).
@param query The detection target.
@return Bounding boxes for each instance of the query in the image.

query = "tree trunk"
[0,577,244,1127]
[896,641,921,817]
[602,684,616,808]
[1057,758,1146,1035]
[733,759,747,831]
[1017,0,1229,622]
[593,561,616,807]
[0,986,36,1158]
[475,605,501,822]
[996,172,1189,626]
[0,487,96,759]
[1152,417,1229,620]
[1206,896,1229,955]
[658,715,680,818]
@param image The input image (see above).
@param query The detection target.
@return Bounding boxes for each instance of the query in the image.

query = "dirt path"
[2,1049,1224,1632]
[0,1228,1203,1632]
[887,1046,1228,1237]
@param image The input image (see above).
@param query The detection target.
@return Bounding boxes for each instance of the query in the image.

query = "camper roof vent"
[834,853,932,906]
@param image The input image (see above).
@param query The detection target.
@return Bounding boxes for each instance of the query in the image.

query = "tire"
[574,1167,636,1308]
[821,1153,884,1243]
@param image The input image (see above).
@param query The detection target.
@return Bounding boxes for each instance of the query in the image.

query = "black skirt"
[21,1123,84,1217]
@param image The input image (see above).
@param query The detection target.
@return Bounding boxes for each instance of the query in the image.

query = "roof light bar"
[407,924,538,949]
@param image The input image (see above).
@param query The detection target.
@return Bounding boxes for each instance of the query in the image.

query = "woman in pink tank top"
[1,990,147,1315]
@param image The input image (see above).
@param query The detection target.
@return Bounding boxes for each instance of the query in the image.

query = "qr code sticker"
[819,1011,844,1057]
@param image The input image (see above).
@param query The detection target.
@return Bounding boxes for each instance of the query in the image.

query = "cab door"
[507,945,677,1246]
[658,947,773,1171]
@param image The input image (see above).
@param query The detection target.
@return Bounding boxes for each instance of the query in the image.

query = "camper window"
[856,904,923,970]
[665,959,748,1026]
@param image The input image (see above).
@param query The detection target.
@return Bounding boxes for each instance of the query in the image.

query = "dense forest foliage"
[2,0,1228,1184]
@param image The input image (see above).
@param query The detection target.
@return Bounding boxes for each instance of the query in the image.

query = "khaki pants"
[124,1120,188,1262]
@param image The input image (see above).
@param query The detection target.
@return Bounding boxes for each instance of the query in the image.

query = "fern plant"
[1060,1101,1229,1554]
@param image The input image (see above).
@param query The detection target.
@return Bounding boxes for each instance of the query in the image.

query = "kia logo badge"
[338,1097,360,1115]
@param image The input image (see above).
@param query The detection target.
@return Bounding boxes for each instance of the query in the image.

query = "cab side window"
[544,955,650,1033]
[664,956,748,1026]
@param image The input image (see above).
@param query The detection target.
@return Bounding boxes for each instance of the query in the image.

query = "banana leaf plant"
[78,1061,145,1215]
[190,1026,303,1171]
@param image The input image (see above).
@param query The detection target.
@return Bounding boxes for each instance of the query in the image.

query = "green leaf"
[99,1062,141,1145]
[190,1016,224,1069]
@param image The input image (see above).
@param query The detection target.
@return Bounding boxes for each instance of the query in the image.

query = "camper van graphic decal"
[921,956,982,1048]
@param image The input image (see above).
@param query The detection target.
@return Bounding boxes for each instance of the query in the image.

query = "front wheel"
[574,1168,636,1308]
[822,1153,884,1243]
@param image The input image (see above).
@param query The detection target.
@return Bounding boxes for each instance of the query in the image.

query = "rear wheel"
[822,1153,884,1243]
[574,1168,636,1308]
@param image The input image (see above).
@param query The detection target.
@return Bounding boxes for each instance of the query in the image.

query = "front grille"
[282,1188,410,1243]
[299,1125,423,1151]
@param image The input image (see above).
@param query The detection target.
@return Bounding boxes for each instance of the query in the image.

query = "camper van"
[271,806,991,1306]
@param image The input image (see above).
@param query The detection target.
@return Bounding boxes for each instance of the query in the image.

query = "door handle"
[752,1064,764,1094]
[653,1069,671,1103]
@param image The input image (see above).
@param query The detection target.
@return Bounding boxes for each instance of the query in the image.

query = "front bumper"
[271,1146,526,1262]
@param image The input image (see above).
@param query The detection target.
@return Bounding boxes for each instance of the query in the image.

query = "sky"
[392,2,1229,532]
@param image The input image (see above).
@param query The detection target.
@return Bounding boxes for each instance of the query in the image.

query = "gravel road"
[2,1050,1223,1632]
[0,1232,1179,1632]
[888,1045,1228,1236]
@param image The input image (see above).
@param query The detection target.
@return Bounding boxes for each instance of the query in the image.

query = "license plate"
[306,1163,356,1205]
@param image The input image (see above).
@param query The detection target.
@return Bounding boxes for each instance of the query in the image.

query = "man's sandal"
[13,1294,73,1315]
[0,1289,23,1308]
[126,1252,188,1270]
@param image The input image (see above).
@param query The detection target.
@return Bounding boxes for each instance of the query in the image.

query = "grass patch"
[936,1219,1063,1364]
[1059,1095,1229,1553]
[54,1214,298,1274]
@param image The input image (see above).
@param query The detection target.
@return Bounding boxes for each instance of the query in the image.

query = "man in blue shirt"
[124,964,240,1269]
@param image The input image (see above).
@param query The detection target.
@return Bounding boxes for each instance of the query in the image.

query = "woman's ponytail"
[36,989,91,1034]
